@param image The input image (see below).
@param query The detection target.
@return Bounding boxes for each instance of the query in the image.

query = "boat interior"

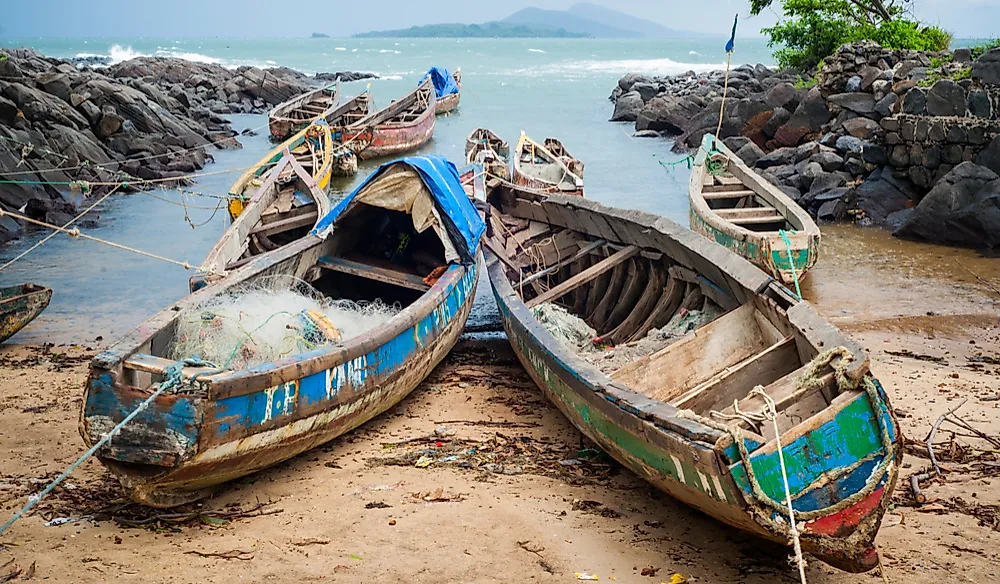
[355,81,433,127]
[517,140,582,191]
[122,166,458,391]
[328,93,373,129]
[542,138,585,178]
[279,87,339,122]
[700,154,798,234]
[486,186,851,440]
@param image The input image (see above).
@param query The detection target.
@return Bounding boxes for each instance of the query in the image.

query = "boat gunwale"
[229,121,334,200]
[346,77,436,131]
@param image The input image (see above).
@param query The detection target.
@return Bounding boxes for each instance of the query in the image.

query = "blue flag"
[725,14,738,53]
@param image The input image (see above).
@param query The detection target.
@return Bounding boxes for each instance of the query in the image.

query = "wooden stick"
[520,239,606,286]
[526,245,639,309]
[955,259,1000,299]
[927,398,968,475]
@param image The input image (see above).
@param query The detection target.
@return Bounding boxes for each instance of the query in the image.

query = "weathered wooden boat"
[268,83,340,141]
[424,67,461,114]
[227,120,335,221]
[82,155,484,507]
[192,150,332,291]
[690,134,820,286]
[464,128,509,181]
[0,284,52,343]
[512,132,584,196]
[482,183,900,573]
[340,77,436,160]
[325,91,375,177]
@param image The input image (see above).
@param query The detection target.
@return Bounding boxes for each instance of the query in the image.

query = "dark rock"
[908,166,933,189]
[810,150,843,172]
[755,147,797,169]
[943,144,964,164]
[35,71,72,103]
[817,198,847,221]
[827,92,876,114]
[835,135,864,155]
[856,166,919,224]
[862,143,889,166]
[762,107,790,138]
[774,88,831,146]
[842,117,880,140]
[819,132,839,148]
[880,117,900,132]
[315,71,379,83]
[631,82,659,102]
[915,119,930,141]
[845,76,863,93]
[947,125,967,143]
[886,132,901,145]
[892,80,917,95]
[844,157,868,176]
[890,145,909,167]
[928,121,947,142]
[874,93,898,118]
[794,141,820,162]
[808,172,847,196]
[763,82,797,110]
[953,48,972,63]
[895,60,922,81]
[968,126,988,145]
[635,95,702,133]
[735,142,765,166]
[976,136,1000,174]
[925,79,968,117]
[610,91,643,122]
[723,136,751,151]
[895,162,1000,248]
[800,161,825,189]
[900,88,926,114]
[900,120,915,141]
[617,73,651,92]
[922,145,942,169]
[96,111,124,139]
[860,66,883,91]
[968,90,992,118]
[971,48,1000,85]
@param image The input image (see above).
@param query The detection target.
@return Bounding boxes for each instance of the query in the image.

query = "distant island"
[354,22,589,39]
[311,32,330,38]
[355,3,707,39]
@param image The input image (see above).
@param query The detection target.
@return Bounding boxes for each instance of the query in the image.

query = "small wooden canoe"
[512,132,584,196]
[194,150,331,291]
[340,77,436,160]
[326,91,374,177]
[464,128,509,182]
[268,83,340,141]
[482,183,900,573]
[227,119,335,222]
[82,156,485,507]
[434,68,462,114]
[0,284,52,343]
[690,134,820,286]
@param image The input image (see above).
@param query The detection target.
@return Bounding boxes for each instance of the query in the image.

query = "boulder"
[925,79,968,117]
[755,147,797,169]
[811,150,844,172]
[894,162,1000,248]
[827,92,875,114]
[762,107,790,138]
[953,48,972,63]
[723,136,751,151]
[35,71,72,103]
[735,141,765,166]
[96,111,124,138]
[862,142,889,166]
[968,90,992,118]
[892,80,917,95]
[975,136,1000,175]
[835,135,864,155]
[900,87,926,115]
[845,75,863,93]
[763,82,798,110]
[610,91,643,122]
[634,95,702,133]
[842,117,880,140]
[817,198,848,221]
[631,82,659,102]
[874,92,898,118]
[971,48,1000,85]
[773,88,831,146]
[794,141,821,162]
[855,166,919,224]
[617,73,652,93]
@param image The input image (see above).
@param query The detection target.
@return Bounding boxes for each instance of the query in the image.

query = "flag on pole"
[725,14,738,53]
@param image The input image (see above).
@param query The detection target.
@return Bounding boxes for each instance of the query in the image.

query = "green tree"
[751,0,951,70]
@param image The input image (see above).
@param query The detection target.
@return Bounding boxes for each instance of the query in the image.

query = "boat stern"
[727,376,901,572]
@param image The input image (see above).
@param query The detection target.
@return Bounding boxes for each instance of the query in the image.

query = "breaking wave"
[543,57,726,76]
[528,48,546,53]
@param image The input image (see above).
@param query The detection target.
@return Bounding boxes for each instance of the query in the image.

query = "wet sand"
[1,309,998,583]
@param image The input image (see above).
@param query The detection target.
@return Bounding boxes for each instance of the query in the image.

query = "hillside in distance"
[355,3,705,38]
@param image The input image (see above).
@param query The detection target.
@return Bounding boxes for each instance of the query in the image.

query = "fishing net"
[169,276,400,371]
[531,303,599,354]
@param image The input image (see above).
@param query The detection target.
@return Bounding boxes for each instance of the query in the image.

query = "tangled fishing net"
[169,276,400,371]
[532,303,599,353]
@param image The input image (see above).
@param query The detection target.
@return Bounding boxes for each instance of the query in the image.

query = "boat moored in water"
[268,83,340,141]
[512,132,584,196]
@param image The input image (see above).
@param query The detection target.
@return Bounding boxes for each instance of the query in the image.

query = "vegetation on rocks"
[751,0,951,70]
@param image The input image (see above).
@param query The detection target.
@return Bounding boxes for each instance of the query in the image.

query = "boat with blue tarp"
[423,66,461,114]
[81,155,484,507]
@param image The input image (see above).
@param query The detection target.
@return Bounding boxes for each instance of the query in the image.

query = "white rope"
[750,386,808,584]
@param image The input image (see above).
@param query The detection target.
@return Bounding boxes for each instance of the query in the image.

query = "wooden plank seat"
[703,189,756,200]
[715,206,779,219]
[316,255,430,292]
[729,214,786,226]
[249,212,317,238]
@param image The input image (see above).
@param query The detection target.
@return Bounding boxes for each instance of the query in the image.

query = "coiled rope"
[0,357,216,536]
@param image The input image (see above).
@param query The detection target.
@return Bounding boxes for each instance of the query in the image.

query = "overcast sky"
[3,0,996,38]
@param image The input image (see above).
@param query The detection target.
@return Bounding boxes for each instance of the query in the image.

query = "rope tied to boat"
[779,229,803,300]
[0,357,214,536]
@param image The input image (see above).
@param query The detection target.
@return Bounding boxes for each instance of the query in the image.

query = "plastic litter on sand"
[170,276,400,370]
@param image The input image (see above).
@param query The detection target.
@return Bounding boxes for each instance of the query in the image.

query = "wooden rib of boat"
[227,120,335,223]
[326,91,374,176]
[690,134,821,286]
[0,284,52,343]
[268,83,340,141]
[340,78,436,160]
[512,132,584,196]
[435,69,462,114]
[482,183,900,573]
[464,128,509,182]
[193,150,331,291]
[82,156,484,507]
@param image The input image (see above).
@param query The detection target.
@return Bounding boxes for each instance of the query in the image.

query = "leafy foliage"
[752,0,952,70]
[969,39,1000,61]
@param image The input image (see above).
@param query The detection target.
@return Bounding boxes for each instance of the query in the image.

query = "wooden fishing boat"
[434,68,462,114]
[227,120,335,222]
[512,132,584,196]
[82,156,484,507]
[0,284,52,343]
[340,77,436,160]
[690,134,821,286]
[464,128,509,181]
[482,183,900,573]
[326,91,374,177]
[268,83,340,141]
[193,150,332,291]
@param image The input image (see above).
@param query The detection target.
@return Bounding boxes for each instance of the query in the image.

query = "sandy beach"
[1,308,997,583]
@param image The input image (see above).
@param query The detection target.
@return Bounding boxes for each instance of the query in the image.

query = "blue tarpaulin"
[423,67,459,99]
[312,155,484,264]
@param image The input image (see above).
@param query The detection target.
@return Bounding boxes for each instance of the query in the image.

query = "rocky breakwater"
[609,42,1000,250]
[0,47,319,246]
